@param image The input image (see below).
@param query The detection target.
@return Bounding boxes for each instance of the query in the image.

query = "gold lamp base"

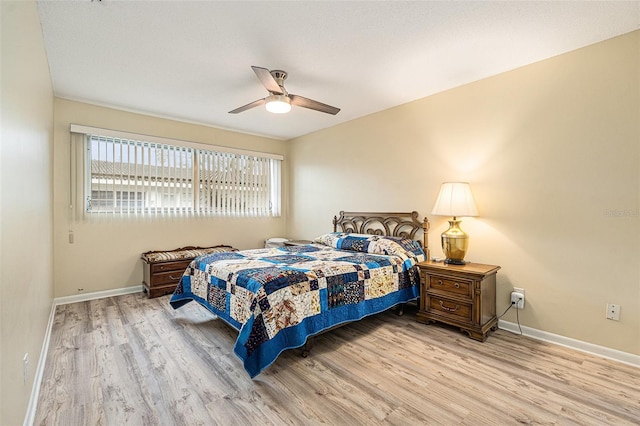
[441,217,469,265]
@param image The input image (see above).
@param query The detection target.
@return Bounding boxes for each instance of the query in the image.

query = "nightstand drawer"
[150,260,192,274]
[429,296,472,321]
[149,269,185,285]
[429,275,472,298]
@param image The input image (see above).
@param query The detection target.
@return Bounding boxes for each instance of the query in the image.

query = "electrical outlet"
[23,353,29,385]
[606,303,621,321]
[511,288,525,309]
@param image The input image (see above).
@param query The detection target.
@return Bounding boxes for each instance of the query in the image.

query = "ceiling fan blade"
[228,98,266,114]
[251,66,283,94]
[290,94,340,115]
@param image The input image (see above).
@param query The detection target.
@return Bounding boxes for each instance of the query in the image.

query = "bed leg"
[301,337,315,358]
[396,303,405,316]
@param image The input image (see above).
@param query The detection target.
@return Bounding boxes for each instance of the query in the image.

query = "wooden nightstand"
[141,245,237,298]
[142,258,193,298]
[416,261,500,341]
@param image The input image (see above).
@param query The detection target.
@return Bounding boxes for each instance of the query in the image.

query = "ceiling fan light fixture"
[229,66,339,115]
[265,94,291,114]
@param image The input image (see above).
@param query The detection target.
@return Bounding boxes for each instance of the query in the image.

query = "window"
[90,190,144,211]
[74,128,282,217]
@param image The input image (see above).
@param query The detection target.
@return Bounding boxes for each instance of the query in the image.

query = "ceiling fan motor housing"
[270,70,287,92]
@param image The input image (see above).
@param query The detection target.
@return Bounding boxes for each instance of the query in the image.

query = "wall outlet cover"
[606,303,621,321]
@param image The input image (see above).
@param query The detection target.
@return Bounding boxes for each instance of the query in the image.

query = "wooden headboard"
[333,211,430,259]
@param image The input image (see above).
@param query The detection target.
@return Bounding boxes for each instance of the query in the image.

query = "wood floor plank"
[34,293,640,425]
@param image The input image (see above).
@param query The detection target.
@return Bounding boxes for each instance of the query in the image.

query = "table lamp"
[431,182,478,264]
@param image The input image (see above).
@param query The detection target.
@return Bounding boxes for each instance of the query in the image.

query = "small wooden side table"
[141,245,236,298]
[416,261,500,341]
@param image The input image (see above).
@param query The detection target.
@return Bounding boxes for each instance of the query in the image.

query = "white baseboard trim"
[23,285,144,426]
[23,301,57,426]
[498,320,640,368]
[54,284,143,306]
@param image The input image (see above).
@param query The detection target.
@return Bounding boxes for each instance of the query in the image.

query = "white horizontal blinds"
[78,126,281,218]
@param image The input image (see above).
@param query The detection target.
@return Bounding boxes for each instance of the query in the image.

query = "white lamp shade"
[431,182,478,217]
[265,94,291,114]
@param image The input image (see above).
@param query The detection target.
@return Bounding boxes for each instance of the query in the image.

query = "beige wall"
[1,1,55,424]
[287,31,640,356]
[53,99,287,297]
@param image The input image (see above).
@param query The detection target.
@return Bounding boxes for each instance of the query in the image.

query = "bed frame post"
[422,215,430,260]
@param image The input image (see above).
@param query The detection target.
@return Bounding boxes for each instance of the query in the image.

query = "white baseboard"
[499,320,640,368]
[23,285,144,426]
[54,284,143,306]
[23,300,57,426]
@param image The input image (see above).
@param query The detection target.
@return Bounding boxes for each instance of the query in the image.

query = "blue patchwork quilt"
[169,233,426,378]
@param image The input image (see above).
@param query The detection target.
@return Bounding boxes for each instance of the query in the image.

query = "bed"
[169,211,430,378]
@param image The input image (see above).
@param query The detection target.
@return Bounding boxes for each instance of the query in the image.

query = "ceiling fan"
[229,66,340,115]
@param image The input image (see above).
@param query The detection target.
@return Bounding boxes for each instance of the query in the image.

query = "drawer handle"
[169,275,181,280]
[439,300,460,313]
[436,280,460,289]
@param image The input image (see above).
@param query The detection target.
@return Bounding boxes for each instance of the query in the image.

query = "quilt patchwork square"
[191,268,209,298]
[229,288,252,324]
[197,251,245,268]
[279,245,321,253]
[261,254,314,265]
[327,272,361,308]
[208,284,226,311]
[337,253,392,268]
[245,313,269,356]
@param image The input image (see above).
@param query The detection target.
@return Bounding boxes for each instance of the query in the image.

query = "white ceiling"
[37,1,639,140]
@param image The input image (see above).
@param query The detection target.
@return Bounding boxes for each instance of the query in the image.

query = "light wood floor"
[34,293,639,425]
